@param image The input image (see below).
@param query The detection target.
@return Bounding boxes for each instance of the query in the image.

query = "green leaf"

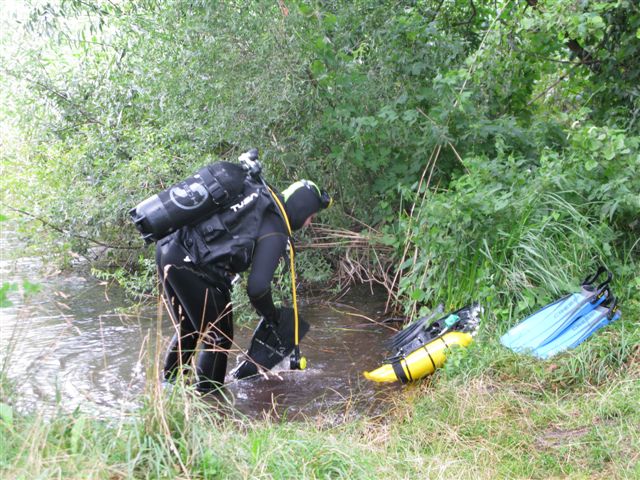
[323,13,337,29]
[22,280,42,296]
[402,109,419,124]
[410,288,424,301]
[70,417,86,454]
[400,258,414,270]
[0,403,13,426]
[521,17,534,30]
[0,283,17,308]
[585,159,599,171]
[298,3,313,16]
[310,59,326,77]
[589,15,605,31]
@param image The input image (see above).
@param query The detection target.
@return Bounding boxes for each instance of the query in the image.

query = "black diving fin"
[232,307,310,379]
[385,304,444,351]
[387,304,481,359]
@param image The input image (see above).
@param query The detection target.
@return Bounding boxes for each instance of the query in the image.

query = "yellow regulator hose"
[267,187,306,370]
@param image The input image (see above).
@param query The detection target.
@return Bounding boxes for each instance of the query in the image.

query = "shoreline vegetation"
[1,269,638,478]
[2,335,638,478]
[1,1,638,478]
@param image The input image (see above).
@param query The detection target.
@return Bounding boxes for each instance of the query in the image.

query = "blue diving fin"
[500,267,612,354]
[532,297,621,359]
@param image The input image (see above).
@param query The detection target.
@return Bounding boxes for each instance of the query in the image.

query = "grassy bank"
[2,302,638,479]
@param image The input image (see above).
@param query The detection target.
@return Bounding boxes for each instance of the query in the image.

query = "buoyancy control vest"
[178,178,277,274]
[130,156,280,274]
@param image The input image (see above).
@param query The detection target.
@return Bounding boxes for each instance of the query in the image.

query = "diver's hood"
[283,180,323,231]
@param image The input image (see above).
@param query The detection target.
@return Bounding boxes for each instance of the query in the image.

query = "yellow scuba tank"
[363,304,481,383]
[363,331,473,383]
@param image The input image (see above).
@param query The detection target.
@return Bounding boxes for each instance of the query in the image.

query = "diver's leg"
[156,239,234,389]
[156,243,201,381]
[196,288,233,392]
[164,267,233,390]
[162,328,199,381]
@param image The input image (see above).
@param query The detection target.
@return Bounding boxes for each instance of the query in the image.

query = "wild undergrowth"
[1,300,638,479]
[390,126,640,319]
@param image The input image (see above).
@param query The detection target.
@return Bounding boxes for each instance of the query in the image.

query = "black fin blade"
[233,307,309,379]
[385,304,444,350]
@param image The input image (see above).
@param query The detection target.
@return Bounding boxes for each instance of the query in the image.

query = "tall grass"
[395,151,636,324]
[1,218,637,479]
[0,320,382,479]
[0,376,380,479]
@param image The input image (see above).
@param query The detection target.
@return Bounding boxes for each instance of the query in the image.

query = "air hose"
[266,186,307,370]
[239,148,307,371]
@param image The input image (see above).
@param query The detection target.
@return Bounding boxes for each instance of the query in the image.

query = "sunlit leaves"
[0,280,41,308]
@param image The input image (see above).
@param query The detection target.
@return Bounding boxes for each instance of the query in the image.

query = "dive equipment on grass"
[532,296,621,359]
[232,307,310,379]
[500,267,613,354]
[364,304,482,383]
[384,304,445,351]
[130,161,250,244]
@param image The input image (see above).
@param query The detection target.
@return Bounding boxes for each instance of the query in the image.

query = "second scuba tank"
[363,304,482,383]
[129,161,248,244]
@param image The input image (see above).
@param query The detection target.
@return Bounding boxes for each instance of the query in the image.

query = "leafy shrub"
[391,125,639,318]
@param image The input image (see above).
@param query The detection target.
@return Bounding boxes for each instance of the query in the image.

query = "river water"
[0,230,400,420]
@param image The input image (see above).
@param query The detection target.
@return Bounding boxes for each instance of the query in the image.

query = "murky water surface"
[1,231,399,419]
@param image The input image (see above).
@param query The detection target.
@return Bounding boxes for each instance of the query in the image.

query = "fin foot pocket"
[233,307,309,379]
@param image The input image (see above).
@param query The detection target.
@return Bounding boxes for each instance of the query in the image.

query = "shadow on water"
[1,233,402,420]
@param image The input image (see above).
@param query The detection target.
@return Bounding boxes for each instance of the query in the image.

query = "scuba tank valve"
[238,148,262,178]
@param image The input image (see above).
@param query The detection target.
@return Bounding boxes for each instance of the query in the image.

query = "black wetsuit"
[156,209,288,390]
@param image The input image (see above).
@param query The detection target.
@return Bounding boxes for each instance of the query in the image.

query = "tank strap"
[392,358,411,383]
[422,343,438,373]
[198,167,229,205]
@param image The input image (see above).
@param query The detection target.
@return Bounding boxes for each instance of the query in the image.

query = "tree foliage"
[1,0,638,309]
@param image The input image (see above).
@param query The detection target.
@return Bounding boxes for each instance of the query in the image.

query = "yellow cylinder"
[363,331,473,383]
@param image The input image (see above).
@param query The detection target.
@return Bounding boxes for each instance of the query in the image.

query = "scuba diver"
[149,156,331,393]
